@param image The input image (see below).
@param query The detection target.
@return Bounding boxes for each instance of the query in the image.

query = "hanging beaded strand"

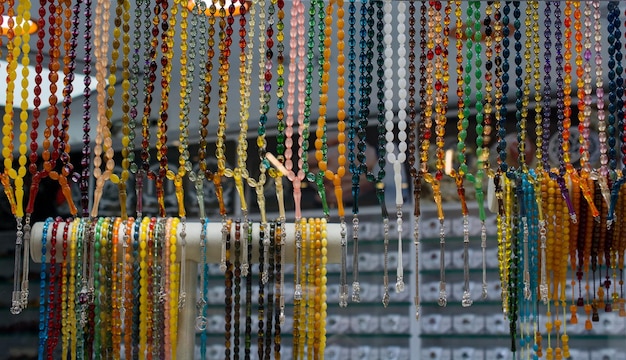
[7,0,33,315]
[90,0,116,218]
[420,0,443,306]
[0,0,19,246]
[270,0,288,323]
[232,0,254,277]
[494,0,511,317]
[282,0,307,309]
[314,0,350,307]
[22,0,53,312]
[480,0,494,300]
[537,2,553,308]
[136,0,160,219]
[370,0,391,307]
[464,0,488,306]
[222,0,252,274]
[407,0,419,319]
[345,0,359,307]
[588,1,606,188]
[383,0,409,294]
[609,3,626,226]
[351,0,375,304]
[193,0,218,315]
[169,0,195,317]
[248,0,271,285]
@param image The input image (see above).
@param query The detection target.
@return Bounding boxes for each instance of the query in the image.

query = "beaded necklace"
[23,0,56,312]
[407,0,419,319]
[257,221,266,358]
[153,0,177,218]
[0,0,19,243]
[224,220,233,360]
[244,221,252,360]
[212,0,232,221]
[47,218,61,358]
[481,1,495,300]
[191,0,215,315]
[170,0,191,226]
[371,0,391,307]
[103,0,125,216]
[283,0,307,307]
[273,221,283,358]
[465,0,488,304]
[197,217,208,359]
[431,0,455,308]
[306,0,329,215]
[122,218,134,359]
[76,0,93,218]
[7,0,32,314]
[590,1,606,181]
[459,0,484,308]
[234,221,242,360]
[608,3,625,225]
[136,0,159,218]
[68,218,79,357]
[265,222,275,360]
[234,0,254,277]
[111,217,122,359]
[383,0,399,297]
[272,0,288,311]
[350,0,374,304]
[315,0,349,307]
[51,0,77,216]
[578,1,593,174]
[91,0,115,217]
[345,0,358,306]
[38,218,52,358]
[561,1,597,222]
[249,0,272,283]
[383,0,409,295]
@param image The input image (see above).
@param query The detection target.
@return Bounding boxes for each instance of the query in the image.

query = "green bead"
[459,130,467,141]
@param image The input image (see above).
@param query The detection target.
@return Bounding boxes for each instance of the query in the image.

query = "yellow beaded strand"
[139,217,150,359]
[169,217,180,359]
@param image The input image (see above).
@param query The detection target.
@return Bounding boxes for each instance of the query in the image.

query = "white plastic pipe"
[29,220,342,263]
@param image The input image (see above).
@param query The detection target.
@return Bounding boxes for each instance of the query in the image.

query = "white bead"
[385,68,393,79]
[398,132,407,142]
[384,2,392,12]
[385,120,395,131]
[398,98,407,108]
[398,153,406,163]
[387,153,396,163]
[385,90,394,101]
[385,110,394,121]
[385,140,395,152]
[384,23,392,34]
[398,77,407,88]
[398,34,406,44]
[398,109,407,119]
[398,120,407,131]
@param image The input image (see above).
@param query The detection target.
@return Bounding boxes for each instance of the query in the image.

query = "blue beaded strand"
[38,218,53,360]
[497,2,511,174]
